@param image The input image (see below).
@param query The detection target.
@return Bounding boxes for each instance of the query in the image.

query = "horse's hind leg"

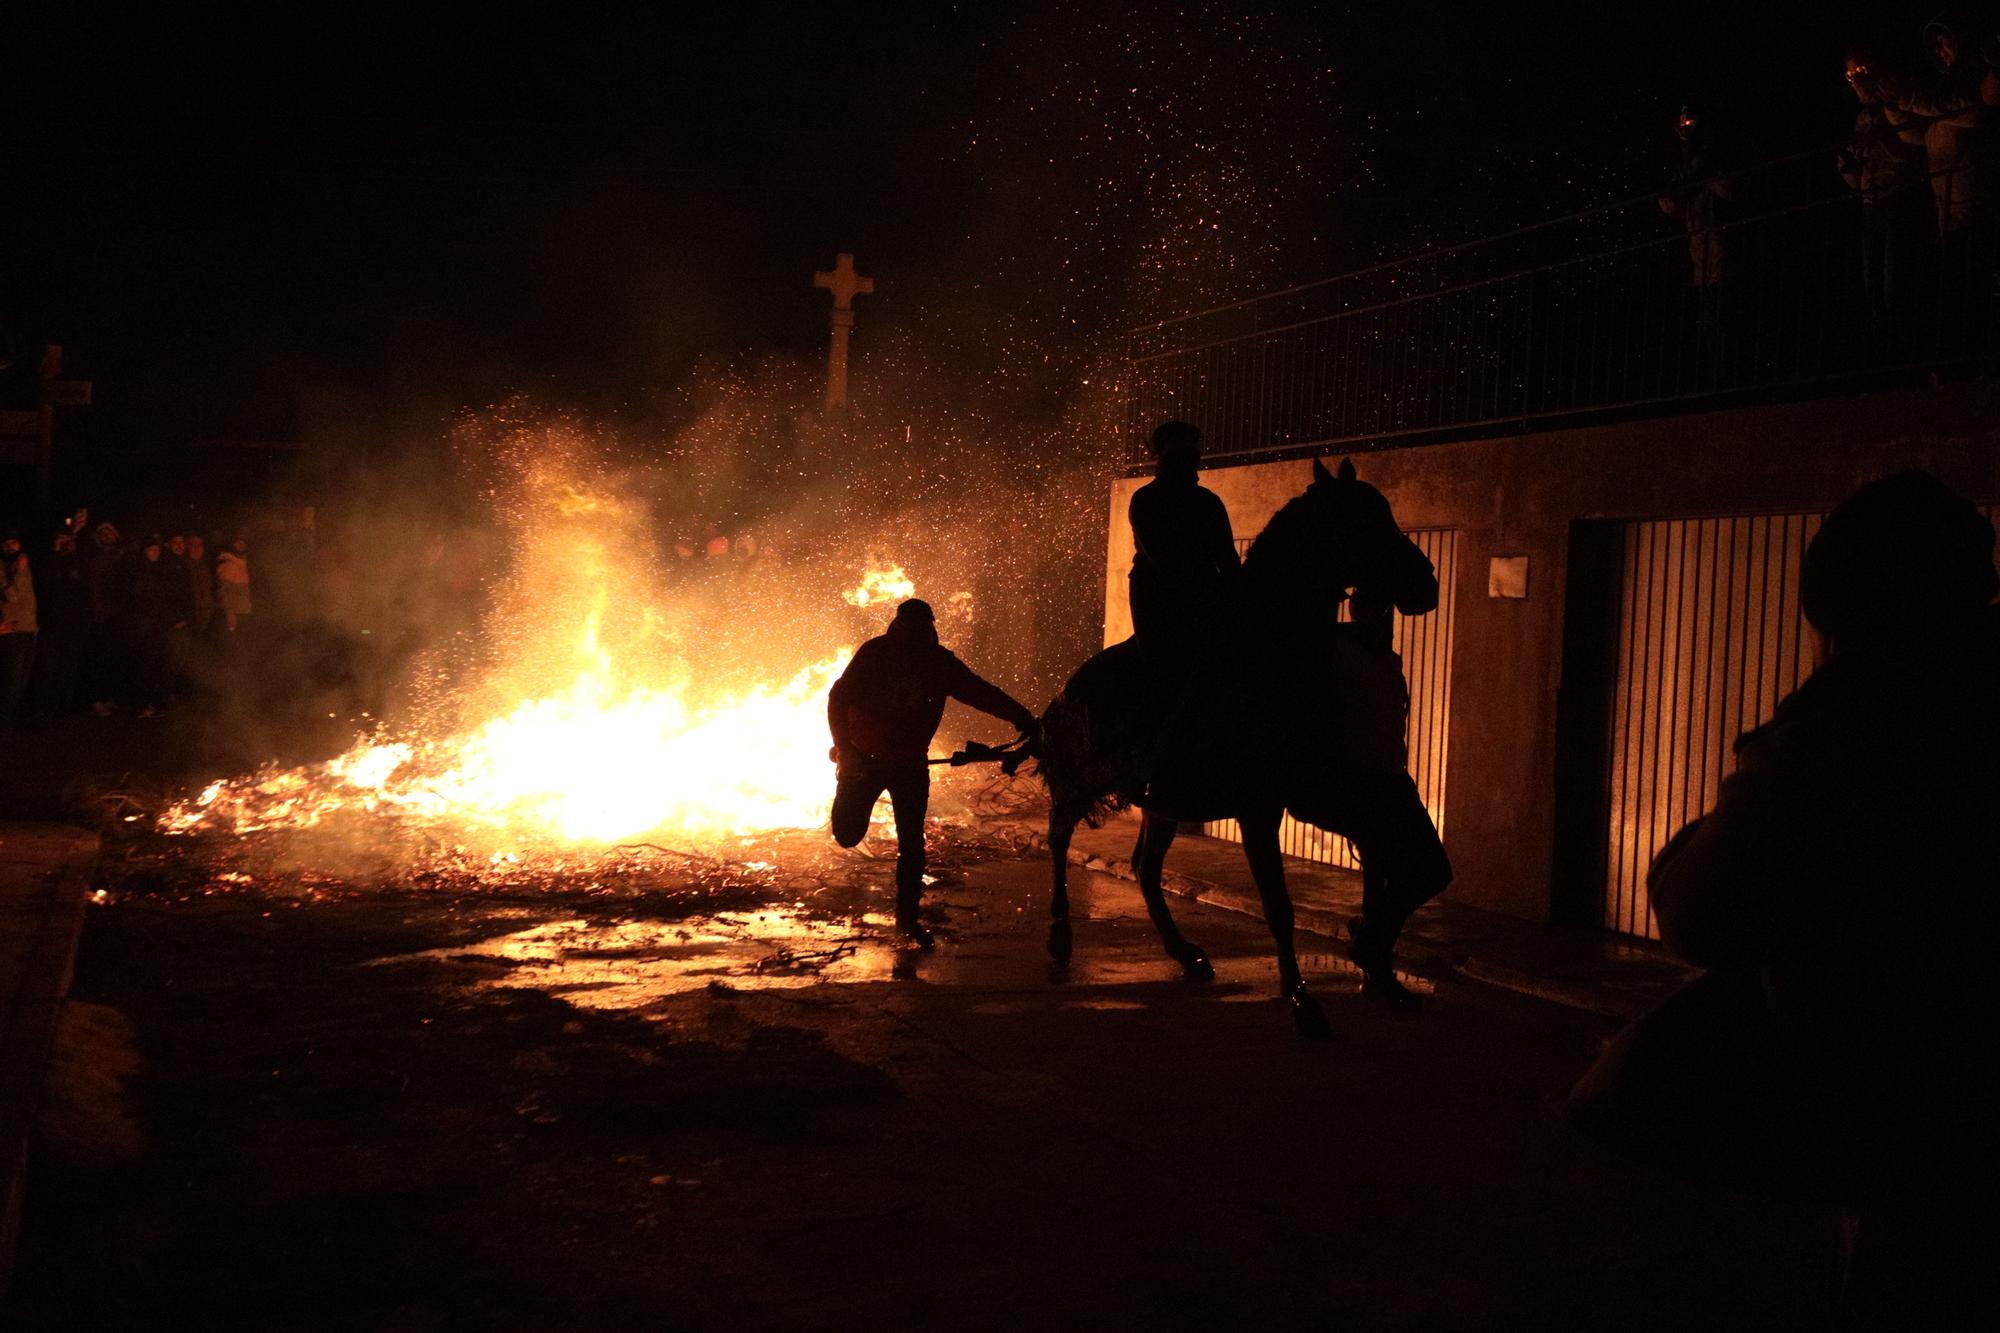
[1134,811,1214,981]
[1046,803,1084,962]
[1238,803,1331,1040]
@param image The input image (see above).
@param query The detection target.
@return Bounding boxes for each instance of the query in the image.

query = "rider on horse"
[1128,420,1239,666]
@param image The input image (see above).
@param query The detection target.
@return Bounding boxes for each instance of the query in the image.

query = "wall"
[1105,378,2000,920]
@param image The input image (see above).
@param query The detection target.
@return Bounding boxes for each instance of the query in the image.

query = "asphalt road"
[9,830,1834,1331]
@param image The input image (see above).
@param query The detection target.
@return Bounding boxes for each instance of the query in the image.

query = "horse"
[1036,457,1440,1037]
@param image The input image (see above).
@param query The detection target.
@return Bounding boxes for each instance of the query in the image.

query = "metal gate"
[1206,526,1458,868]
[1601,503,2000,937]
[1601,513,1826,938]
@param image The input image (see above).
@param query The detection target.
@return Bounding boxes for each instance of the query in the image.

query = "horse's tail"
[1036,643,1151,828]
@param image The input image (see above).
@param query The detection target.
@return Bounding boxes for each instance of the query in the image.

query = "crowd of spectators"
[1647,12,2000,320]
[0,508,260,728]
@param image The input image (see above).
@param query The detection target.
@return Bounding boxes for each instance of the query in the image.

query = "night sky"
[0,1,1949,462]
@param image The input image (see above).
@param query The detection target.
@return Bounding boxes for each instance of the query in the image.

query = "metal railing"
[1115,144,1998,466]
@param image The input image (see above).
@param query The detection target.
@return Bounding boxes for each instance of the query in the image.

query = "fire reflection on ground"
[374,907,908,1008]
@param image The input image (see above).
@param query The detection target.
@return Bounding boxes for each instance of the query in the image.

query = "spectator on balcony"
[1659,103,1737,291]
[1894,12,1993,243]
[1840,45,1931,328]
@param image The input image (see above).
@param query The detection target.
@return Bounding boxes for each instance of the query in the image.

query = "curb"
[0,826,101,1306]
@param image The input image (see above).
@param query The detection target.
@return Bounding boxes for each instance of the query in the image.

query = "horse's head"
[1246,457,1437,616]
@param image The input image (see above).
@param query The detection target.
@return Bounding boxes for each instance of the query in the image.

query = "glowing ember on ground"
[160,423,938,862]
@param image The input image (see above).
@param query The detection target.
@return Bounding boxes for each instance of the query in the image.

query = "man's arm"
[943,654,1038,733]
[1647,760,1823,968]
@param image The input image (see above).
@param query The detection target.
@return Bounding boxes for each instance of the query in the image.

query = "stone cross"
[812,252,874,412]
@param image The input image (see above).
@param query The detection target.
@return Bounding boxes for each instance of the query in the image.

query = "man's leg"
[829,770,888,849]
[884,766,932,944]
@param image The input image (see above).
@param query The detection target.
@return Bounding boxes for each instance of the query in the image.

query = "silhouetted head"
[1149,420,1202,477]
[888,597,939,647]
[1802,470,1997,651]
[186,536,205,560]
[1840,42,1904,102]
[1674,104,1702,142]
[1924,12,1974,68]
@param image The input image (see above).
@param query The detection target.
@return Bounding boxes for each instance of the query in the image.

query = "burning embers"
[841,560,916,607]
[160,429,960,865]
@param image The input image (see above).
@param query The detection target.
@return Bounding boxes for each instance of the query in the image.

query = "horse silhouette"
[1037,457,1440,1037]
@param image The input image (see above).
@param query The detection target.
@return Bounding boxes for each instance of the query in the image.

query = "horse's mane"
[1241,491,1316,592]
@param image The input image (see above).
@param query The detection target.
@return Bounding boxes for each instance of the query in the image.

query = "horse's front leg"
[1134,810,1214,981]
[1237,803,1331,1040]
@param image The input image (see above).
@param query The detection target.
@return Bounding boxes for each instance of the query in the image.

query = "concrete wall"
[1106,378,2000,920]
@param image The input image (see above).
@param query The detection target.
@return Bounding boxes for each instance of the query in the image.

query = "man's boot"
[895,879,934,950]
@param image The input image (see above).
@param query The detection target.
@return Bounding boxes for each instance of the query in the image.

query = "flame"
[161,652,850,847]
[160,426,912,861]
[842,561,915,607]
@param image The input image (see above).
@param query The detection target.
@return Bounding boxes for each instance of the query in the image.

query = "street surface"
[10,825,1833,1331]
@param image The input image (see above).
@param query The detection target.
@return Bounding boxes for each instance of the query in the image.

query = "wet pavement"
[8,821,1836,1331]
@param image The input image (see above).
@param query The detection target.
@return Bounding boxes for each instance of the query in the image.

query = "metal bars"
[1601,513,1824,938]
[1118,158,2000,467]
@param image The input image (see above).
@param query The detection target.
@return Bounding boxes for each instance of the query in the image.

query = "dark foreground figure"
[828,597,1036,945]
[1569,471,1999,1329]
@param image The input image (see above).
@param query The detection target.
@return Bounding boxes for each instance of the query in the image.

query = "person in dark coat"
[113,536,172,713]
[30,531,91,716]
[81,521,124,713]
[1127,419,1238,666]
[0,533,37,728]
[828,598,1037,944]
[1573,471,1998,1329]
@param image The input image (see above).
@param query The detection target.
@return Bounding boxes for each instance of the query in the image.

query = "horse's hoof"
[1047,919,1073,963]
[1288,986,1334,1041]
[1176,944,1215,983]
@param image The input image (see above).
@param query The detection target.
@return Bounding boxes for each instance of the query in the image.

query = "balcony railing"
[1115,144,1997,466]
